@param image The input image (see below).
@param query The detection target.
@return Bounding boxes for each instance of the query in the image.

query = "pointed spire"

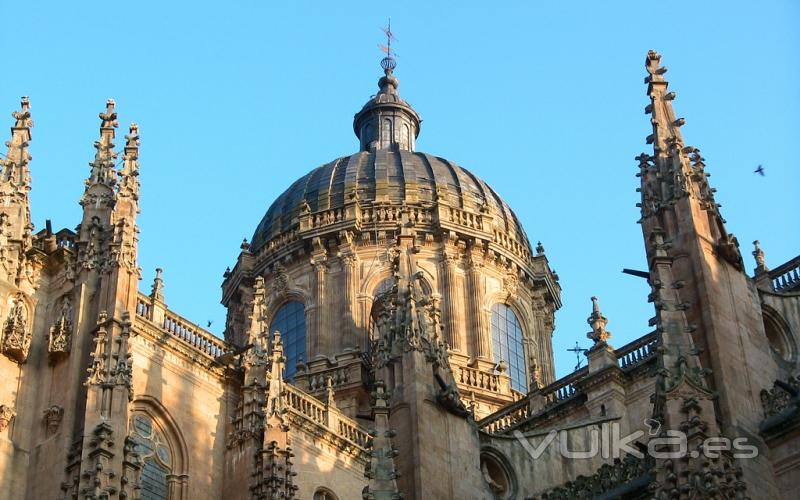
[639,51,742,269]
[1,96,33,189]
[82,99,118,204]
[118,123,140,200]
[644,50,684,155]
[0,98,34,256]
[586,296,611,345]
[363,380,402,500]
[150,268,165,302]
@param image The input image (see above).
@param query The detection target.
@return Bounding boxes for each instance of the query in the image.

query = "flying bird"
[754,165,765,176]
[207,320,213,328]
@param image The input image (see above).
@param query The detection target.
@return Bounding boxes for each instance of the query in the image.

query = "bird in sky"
[754,164,765,176]
[207,320,213,328]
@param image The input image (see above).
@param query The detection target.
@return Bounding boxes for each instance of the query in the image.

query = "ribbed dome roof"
[250,149,532,254]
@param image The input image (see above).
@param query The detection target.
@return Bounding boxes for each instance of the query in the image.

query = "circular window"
[480,450,515,499]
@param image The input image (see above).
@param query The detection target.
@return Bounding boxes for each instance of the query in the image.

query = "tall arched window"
[269,301,306,380]
[491,303,526,392]
[130,413,171,500]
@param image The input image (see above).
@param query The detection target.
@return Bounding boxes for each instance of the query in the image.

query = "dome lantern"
[353,57,421,152]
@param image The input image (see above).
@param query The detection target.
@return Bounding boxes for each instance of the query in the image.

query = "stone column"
[340,253,358,351]
[467,247,489,359]
[310,256,328,359]
[440,249,462,352]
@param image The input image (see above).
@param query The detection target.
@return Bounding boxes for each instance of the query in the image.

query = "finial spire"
[150,268,165,302]
[644,50,684,155]
[83,99,119,201]
[0,97,34,265]
[118,123,140,201]
[1,97,33,189]
[586,296,611,345]
[638,51,742,269]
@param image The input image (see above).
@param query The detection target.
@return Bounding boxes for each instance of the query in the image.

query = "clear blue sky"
[2,1,798,377]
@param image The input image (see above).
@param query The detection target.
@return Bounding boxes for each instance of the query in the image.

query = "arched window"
[269,301,306,380]
[491,304,526,392]
[313,488,339,500]
[130,413,171,500]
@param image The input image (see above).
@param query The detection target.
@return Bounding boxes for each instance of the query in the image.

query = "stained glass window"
[131,414,171,500]
[491,303,527,392]
[269,301,306,380]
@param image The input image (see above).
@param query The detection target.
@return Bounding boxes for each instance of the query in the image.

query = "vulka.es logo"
[512,421,758,460]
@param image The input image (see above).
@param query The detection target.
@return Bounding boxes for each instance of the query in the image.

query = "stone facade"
[0,50,798,500]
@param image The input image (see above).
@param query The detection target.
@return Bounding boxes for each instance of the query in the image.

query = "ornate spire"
[586,296,611,345]
[363,381,402,500]
[118,123,140,200]
[82,99,118,206]
[0,98,34,280]
[638,51,742,270]
[150,268,165,302]
[353,24,421,152]
[0,96,33,189]
[644,50,684,155]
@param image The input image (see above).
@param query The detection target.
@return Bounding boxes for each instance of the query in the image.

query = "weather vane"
[567,341,588,371]
[379,18,397,71]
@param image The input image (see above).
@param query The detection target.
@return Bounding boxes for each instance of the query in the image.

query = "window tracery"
[490,303,526,392]
[269,300,306,380]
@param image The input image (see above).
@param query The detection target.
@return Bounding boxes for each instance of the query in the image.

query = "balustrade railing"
[616,331,658,369]
[769,255,800,291]
[134,292,226,358]
[458,365,502,394]
[448,207,483,231]
[284,385,369,449]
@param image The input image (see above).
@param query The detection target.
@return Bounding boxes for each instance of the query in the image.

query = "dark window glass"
[491,304,526,392]
[269,301,306,380]
[131,414,170,500]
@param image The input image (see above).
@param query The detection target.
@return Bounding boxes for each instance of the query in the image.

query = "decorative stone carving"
[80,422,117,499]
[110,312,134,396]
[760,376,800,418]
[536,454,651,499]
[2,293,30,363]
[586,296,611,345]
[85,312,109,386]
[49,295,74,358]
[43,405,64,436]
[270,263,290,296]
[0,404,16,432]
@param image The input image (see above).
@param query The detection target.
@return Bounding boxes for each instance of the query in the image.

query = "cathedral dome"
[250,151,532,254]
[250,59,533,260]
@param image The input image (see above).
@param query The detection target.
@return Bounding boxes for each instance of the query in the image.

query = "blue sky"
[2,1,798,377]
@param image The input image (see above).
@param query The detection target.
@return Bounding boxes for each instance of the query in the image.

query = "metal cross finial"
[379,18,397,71]
[567,341,588,371]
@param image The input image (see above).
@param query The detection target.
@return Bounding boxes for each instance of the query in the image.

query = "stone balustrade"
[769,255,800,291]
[134,292,226,359]
[447,207,483,231]
[284,384,369,449]
[616,331,658,369]
[479,331,660,435]
[457,365,504,394]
